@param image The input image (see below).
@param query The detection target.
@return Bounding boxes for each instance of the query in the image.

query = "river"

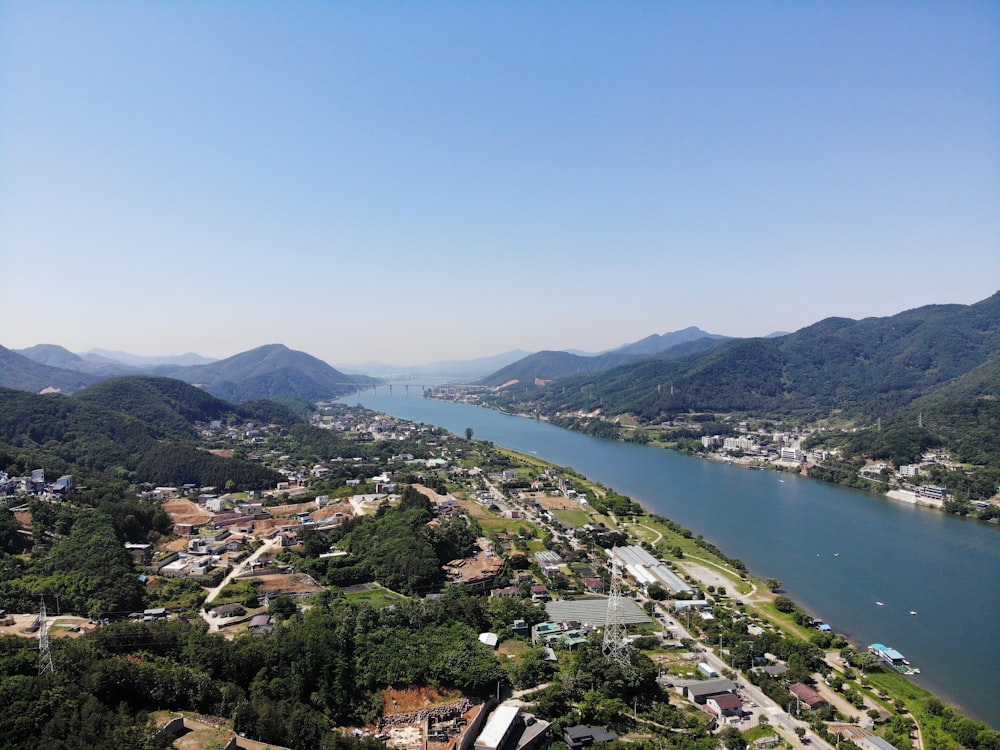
[343,391,1000,728]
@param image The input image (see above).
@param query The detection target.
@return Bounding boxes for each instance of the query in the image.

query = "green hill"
[156,343,362,402]
[72,376,304,438]
[0,384,284,490]
[480,332,728,387]
[484,292,1000,423]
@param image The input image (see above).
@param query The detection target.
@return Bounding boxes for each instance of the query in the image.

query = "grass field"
[479,517,542,535]
[552,508,591,527]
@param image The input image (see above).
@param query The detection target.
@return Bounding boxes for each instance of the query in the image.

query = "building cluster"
[701,432,810,465]
[0,469,73,501]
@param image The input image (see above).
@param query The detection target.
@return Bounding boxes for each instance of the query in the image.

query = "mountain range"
[4,293,999,425]
[2,343,364,403]
[481,327,727,386]
[481,292,1000,426]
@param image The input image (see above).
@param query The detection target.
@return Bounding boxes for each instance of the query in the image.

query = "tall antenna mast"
[602,556,631,669]
[38,598,54,676]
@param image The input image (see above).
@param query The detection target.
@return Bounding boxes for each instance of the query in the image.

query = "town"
[0,401,964,750]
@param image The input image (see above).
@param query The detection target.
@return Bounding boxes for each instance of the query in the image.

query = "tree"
[719,724,747,750]
[510,647,557,689]
[765,577,782,592]
[646,583,668,601]
[465,427,474,440]
[774,595,795,613]
[269,594,299,619]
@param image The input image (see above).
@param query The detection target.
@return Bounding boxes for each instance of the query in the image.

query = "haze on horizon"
[1,2,998,368]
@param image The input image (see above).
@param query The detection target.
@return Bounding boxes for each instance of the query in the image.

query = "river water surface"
[344,391,1000,728]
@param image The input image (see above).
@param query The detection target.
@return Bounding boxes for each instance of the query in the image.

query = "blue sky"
[1,1,998,367]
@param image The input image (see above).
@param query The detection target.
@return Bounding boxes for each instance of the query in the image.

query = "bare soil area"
[163,499,213,526]
[254,572,322,596]
[524,491,584,512]
[455,497,492,519]
[381,686,463,715]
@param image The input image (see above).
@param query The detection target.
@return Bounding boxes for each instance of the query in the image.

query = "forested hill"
[480,350,640,386]
[610,326,728,356]
[14,343,136,378]
[73,376,306,438]
[152,343,364,402]
[0,383,286,490]
[483,292,1000,423]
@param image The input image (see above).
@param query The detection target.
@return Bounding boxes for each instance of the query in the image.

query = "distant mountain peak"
[83,348,218,367]
[610,326,727,357]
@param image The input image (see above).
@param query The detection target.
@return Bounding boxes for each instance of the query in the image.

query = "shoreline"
[355,393,1000,728]
[495,443,989,729]
[462,398,982,520]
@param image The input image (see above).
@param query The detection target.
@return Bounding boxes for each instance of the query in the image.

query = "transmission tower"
[602,556,631,669]
[38,598,54,676]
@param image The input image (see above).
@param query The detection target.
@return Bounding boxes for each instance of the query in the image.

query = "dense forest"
[0,595,507,749]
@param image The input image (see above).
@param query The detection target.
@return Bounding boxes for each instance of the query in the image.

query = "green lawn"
[552,508,591,528]
[343,585,407,607]
[479,517,543,535]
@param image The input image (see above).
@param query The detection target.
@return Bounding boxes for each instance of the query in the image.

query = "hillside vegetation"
[484,293,1000,424]
[0,379,291,489]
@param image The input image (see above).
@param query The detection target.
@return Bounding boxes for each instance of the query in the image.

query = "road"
[199,537,281,632]
[651,599,834,750]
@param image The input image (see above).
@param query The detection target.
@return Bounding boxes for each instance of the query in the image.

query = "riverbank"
[344,391,1000,729]
[438,395,999,523]
[492,445,998,746]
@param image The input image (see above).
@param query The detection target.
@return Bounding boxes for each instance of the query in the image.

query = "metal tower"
[602,556,631,669]
[38,598,54,676]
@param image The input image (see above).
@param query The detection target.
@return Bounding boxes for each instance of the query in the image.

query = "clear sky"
[2,2,998,367]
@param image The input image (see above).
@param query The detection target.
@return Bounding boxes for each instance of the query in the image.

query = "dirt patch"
[381,686,463,715]
[525,491,585,512]
[267,500,320,517]
[455,498,492,519]
[163,499,213,526]
[313,501,354,521]
[677,560,743,594]
[253,573,322,596]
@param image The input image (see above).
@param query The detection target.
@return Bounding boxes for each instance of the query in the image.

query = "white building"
[723,436,757,453]
[779,447,802,462]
